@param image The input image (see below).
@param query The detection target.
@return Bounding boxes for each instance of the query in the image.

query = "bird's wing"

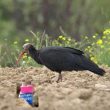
[40,47,84,55]
[39,47,83,72]
[64,47,84,55]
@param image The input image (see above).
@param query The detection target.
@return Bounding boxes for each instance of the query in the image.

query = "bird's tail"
[89,67,105,76]
[80,56,105,76]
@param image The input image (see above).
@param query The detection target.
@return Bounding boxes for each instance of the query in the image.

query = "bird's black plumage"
[24,44,105,82]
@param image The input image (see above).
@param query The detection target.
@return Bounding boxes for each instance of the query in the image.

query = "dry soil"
[0,66,110,110]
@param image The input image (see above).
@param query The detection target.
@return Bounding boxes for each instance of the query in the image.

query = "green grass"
[0,29,110,67]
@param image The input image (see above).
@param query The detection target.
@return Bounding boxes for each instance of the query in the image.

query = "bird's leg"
[56,72,62,83]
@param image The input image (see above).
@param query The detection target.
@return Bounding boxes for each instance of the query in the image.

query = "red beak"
[16,50,26,65]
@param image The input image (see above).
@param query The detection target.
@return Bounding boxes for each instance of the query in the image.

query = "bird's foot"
[56,74,62,83]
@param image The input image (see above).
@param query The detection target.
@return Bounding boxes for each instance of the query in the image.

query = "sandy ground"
[0,66,110,110]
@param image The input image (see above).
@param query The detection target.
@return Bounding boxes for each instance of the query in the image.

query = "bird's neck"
[29,47,41,64]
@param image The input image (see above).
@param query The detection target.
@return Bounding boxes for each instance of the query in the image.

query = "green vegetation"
[0,29,110,67]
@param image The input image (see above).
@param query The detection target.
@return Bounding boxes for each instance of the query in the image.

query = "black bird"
[17,43,105,82]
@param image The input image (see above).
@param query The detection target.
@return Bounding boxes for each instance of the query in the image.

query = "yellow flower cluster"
[59,35,66,41]
[54,35,73,46]
[103,29,110,35]
[58,35,72,42]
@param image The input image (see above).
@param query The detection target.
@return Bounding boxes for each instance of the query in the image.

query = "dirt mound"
[0,66,110,110]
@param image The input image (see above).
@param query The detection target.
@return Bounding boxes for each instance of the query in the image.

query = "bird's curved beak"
[16,49,27,65]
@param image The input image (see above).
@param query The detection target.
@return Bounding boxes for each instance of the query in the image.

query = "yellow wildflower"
[92,36,96,38]
[103,29,110,35]
[62,37,66,41]
[96,39,103,45]
[59,35,63,39]
[25,39,29,42]
[91,57,95,61]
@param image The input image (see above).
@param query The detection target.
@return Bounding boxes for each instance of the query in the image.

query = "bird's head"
[16,43,33,65]
[23,43,32,54]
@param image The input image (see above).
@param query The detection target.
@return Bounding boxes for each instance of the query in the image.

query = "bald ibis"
[17,43,105,82]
